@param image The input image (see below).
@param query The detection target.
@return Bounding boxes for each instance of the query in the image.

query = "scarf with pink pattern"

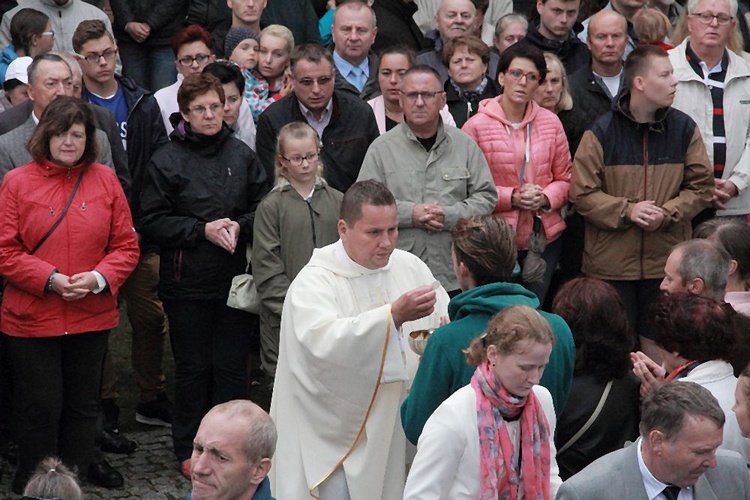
[471,360,551,500]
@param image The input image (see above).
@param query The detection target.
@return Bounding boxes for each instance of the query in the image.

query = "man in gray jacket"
[357,65,496,294]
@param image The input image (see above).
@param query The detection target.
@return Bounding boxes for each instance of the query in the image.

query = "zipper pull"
[227,167,232,176]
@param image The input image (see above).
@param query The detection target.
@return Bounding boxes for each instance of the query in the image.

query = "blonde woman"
[404,305,561,499]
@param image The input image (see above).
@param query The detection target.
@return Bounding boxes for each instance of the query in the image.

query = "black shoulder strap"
[29,168,85,255]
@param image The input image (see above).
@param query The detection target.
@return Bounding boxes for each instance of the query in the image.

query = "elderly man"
[557,381,750,499]
[570,10,629,134]
[270,180,449,499]
[660,239,731,299]
[516,0,590,75]
[578,0,647,58]
[0,54,115,183]
[332,0,379,100]
[188,400,276,500]
[357,65,496,293]
[571,45,714,362]
[669,0,750,222]
[416,0,499,84]
[256,44,379,193]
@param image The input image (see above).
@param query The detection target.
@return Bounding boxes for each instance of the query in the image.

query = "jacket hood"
[525,20,586,53]
[476,95,541,127]
[448,282,541,321]
[614,89,670,128]
[307,240,397,279]
[41,0,73,8]
[168,112,233,153]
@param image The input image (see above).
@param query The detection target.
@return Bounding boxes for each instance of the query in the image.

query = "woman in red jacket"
[0,96,139,493]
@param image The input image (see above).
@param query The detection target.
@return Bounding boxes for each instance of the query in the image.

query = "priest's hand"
[391,285,437,330]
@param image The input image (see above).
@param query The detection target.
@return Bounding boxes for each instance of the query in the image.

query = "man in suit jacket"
[0,53,130,196]
[556,381,750,500]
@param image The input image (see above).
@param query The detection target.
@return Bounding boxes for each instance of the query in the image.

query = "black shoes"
[88,458,124,488]
[135,393,172,427]
[99,428,137,455]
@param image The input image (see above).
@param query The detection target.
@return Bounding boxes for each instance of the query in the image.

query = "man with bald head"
[188,400,276,500]
[332,0,380,100]
[569,10,629,135]
[416,0,499,83]
[669,0,750,223]
[579,0,647,58]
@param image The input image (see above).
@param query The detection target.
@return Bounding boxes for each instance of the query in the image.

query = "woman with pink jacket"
[462,43,571,305]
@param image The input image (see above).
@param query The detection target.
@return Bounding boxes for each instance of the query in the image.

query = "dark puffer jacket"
[444,77,501,129]
[568,65,624,138]
[139,116,270,301]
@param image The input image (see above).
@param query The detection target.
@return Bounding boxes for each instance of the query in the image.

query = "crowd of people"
[0,0,749,498]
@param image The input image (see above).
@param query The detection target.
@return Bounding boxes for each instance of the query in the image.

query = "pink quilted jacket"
[462,96,572,250]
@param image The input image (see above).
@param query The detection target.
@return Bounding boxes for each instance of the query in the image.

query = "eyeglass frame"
[399,90,445,102]
[293,74,334,87]
[39,30,54,37]
[177,53,212,67]
[76,47,118,64]
[690,11,734,25]
[188,103,223,115]
[281,151,321,166]
[504,68,541,83]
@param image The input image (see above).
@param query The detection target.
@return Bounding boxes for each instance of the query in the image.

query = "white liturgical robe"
[269,240,449,499]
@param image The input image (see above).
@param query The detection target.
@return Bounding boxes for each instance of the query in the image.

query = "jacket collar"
[477,95,540,127]
[400,118,448,150]
[614,90,670,130]
[671,37,750,84]
[525,19,584,52]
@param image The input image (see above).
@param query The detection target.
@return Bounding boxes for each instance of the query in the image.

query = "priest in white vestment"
[269,181,450,499]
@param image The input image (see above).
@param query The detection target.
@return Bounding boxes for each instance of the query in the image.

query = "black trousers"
[164,299,254,461]
[7,330,109,480]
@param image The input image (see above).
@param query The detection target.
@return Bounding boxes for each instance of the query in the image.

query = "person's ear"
[686,277,705,296]
[633,75,645,92]
[337,218,347,238]
[729,259,739,278]
[250,458,272,484]
[648,429,666,452]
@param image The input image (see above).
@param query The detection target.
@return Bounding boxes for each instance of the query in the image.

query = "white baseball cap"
[5,56,32,84]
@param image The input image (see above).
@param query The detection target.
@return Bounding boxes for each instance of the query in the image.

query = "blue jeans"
[119,43,177,93]
[164,299,256,461]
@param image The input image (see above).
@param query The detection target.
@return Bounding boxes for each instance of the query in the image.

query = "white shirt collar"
[637,438,694,500]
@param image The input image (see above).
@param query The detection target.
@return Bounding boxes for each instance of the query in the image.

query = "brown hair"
[23,456,83,500]
[275,121,323,182]
[340,180,395,225]
[442,35,490,67]
[465,305,554,367]
[290,43,334,79]
[640,381,724,441]
[177,72,225,115]
[451,215,516,286]
[649,292,737,362]
[694,218,750,284]
[72,19,113,54]
[10,8,49,55]
[28,96,99,166]
[552,278,633,380]
[624,44,669,88]
[633,9,671,45]
[376,45,416,73]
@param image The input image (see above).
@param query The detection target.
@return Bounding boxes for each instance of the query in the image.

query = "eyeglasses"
[294,75,334,87]
[400,90,444,102]
[189,103,223,115]
[691,12,733,24]
[178,54,211,67]
[505,68,541,83]
[39,30,54,37]
[77,48,117,64]
[282,151,320,166]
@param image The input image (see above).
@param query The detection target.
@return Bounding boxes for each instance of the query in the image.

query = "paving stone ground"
[0,306,271,499]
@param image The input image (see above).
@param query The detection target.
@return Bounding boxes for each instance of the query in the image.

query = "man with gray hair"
[660,239,731,300]
[668,0,750,224]
[416,0,499,84]
[188,400,276,500]
[332,0,380,100]
[557,381,750,499]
